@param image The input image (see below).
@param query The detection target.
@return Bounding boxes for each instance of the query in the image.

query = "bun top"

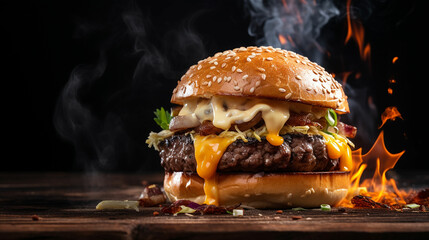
[171,46,349,113]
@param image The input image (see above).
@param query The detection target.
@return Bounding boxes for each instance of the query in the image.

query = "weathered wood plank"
[1,172,428,240]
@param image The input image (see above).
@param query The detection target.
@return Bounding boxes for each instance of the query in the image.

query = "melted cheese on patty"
[177,96,351,206]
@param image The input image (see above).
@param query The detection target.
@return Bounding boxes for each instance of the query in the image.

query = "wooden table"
[1,172,428,240]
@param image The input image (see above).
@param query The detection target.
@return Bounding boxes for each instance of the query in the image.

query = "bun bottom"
[164,171,350,208]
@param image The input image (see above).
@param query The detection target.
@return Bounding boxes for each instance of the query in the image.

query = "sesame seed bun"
[164,171,350,208]
[171,46,349,113]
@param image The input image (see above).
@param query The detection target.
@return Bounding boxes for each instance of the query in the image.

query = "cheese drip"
[321,132,353,171]
[211,96,290,146]
[178,96,326,146]
[179,96,331,205]
[194,134,236,205]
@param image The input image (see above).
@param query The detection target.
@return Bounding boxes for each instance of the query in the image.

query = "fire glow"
[274,1,422,208]
[340,130,407,208]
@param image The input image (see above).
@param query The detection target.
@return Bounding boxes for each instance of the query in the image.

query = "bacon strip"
[287,112,322,128]
[337,122,357,138]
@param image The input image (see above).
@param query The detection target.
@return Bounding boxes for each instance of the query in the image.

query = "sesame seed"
[209,58,217,63]
[214,52,222,57]
[236,68,243,73]
[295,59,300,63]
[234,86,241,91]
[238,47,247,52]
[296,75,302,80]
[247,57,251,62]
[285,93,292,99]
[234,57,240,61]
[313,78,318,82]
[266,57,273,61]
[210,66,216,70]
[255,80,261,87]
[208,81,212,87]
[261,74,266,80]
[206,74,212,79]
[214,61,218,65]
[306,88,312,91]
[279,88,286,93]
[213,76,217,82]
[202,81,209,86]
[257,67,265,72]
[217,77,222,83]
[189,73,193,78]
[242,75,249,80]
[221,63,227,68]
[250,87,255,93]
[197,65,202,70]
[232,66,237,72]
[249,54,256,58]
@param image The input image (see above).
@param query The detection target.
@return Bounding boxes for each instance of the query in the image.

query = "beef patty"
[159,133,339,173]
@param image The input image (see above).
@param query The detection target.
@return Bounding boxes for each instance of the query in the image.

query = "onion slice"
[169,115,200,132]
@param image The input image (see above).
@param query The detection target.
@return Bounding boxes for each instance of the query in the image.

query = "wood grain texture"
[1,172,428,240]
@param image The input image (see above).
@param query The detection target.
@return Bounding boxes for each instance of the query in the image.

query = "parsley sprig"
[154,107,172,130]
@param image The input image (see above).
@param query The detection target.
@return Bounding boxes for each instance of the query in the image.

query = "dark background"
[3,0,426,173]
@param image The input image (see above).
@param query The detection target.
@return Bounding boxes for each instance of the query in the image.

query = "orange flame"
[278,34,287,45]
[340,131,407,207]
[379,106,403,129]
[345,0,371,63]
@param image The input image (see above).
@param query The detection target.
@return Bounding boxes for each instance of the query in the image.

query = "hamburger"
[147,46,357,208]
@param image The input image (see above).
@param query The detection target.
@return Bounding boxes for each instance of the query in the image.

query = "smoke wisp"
[54,1,207,171]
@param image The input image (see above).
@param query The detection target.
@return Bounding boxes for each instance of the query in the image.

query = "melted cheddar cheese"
[194,134,236,205]
[320,132,353,171]
[176,96,352,206]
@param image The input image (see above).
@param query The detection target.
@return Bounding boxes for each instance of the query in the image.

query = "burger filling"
[147,96,356,205]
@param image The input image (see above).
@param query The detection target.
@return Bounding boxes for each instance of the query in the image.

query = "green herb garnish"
[154,107,172,130]
[325,109,338,127]
[320,204,331,211]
